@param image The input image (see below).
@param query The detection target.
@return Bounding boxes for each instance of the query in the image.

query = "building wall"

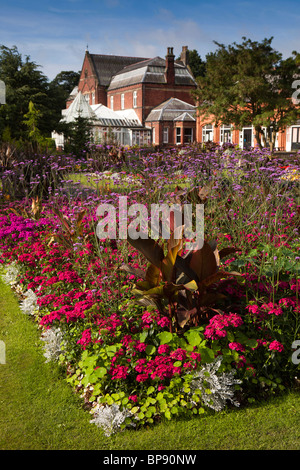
[196,112,295,150]
[107,83,196,125]
[147,120,196,146]
[107,84,144,122]
[77,53,107,107]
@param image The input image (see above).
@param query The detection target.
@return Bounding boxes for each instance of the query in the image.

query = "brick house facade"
[197,116,300,151]
[65,46,198,146]
[62,46,300,150]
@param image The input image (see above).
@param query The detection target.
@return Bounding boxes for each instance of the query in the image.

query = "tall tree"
[0,45,49,140]
[0,45,80,142]
[188,49,206,79]
[194,37,300,151]
[177,48,206,79]
[47,70,80,130]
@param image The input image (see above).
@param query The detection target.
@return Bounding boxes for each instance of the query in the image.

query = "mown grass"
[0,277,299,451]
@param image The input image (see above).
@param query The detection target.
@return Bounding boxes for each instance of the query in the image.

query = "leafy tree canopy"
[0,45,80,142]
[187,49,206,79]
[194,37,300,150]
[177,48,206,79]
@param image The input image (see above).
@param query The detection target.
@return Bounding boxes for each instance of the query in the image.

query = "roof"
[62,91,97,123]
[88,53,149,87]
[145,97,197,122]
[108,57,197,90]
[174,112,196,122]
[61,95,144,128]
[91,104,142,128]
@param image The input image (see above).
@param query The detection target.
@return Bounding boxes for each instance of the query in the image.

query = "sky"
[0,0,299,81]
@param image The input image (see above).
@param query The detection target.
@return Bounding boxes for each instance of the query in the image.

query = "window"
[121,93,125,110]
[133,91,137,108]
[163,127,169,144]
[183,128,193,143]
[202,124,213,142]
[176,127,181,144]
[110,95,114,110]
[292,126,300,149]
[220,125,231,144]
[91,92,95,105]
[152,128,155,144]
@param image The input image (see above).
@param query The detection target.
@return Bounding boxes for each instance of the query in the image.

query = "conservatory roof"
[61,91,144,128]
[145,97,197,122]
[91,104,142,128]
[61,91,97,123]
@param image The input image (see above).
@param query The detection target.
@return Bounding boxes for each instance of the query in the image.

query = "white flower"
[90,403,134,436]
[189,357,241,412]
[19,289,38,315]
[41,327,63,363]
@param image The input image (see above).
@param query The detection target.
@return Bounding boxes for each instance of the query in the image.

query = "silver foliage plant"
[41,327,64,363]
[19,289,39,315]
[189,357,242,411]
[2,262,20,286]
[90,403,134,437]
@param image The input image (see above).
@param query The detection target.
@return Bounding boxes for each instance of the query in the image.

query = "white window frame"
[240,127,253,149]
[152,127,155,144]
[133,91,137,108]
[163,127,169,144]
[176,127,181,145]
[220,124,232,144]
[121,93,125,110]
[202,124,213,142]
[110,95,114,110]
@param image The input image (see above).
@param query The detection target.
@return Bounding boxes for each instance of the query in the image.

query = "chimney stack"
[180,46,189,66]
[165,47,175,85]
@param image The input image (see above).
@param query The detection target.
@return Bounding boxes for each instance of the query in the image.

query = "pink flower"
[136,373,149,382]
[111,365,128,380]
[190,352,201,362]
[157,344,170,355]
[229,342,246,352]
[128,395,138,403]
[157,316,170,328]
[135,341,147,352]
[247,304,260,315]
[170,348,187,361]
[269,340,284,352]
[204,313,243,340]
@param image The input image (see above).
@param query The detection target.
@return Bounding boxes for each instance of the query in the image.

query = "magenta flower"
[269,340,284,352]
[229,342,246,352]
[157,344,170,355]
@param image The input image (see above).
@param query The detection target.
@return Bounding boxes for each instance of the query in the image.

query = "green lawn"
[0,277,299,451]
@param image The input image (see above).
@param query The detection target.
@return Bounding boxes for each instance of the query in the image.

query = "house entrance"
[243,128,252,149]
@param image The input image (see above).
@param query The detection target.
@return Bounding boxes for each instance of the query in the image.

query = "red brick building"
[197,117,300,151]
[65,46,198,147]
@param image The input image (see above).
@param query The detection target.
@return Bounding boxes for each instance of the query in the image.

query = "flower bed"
[0,144,299,436]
